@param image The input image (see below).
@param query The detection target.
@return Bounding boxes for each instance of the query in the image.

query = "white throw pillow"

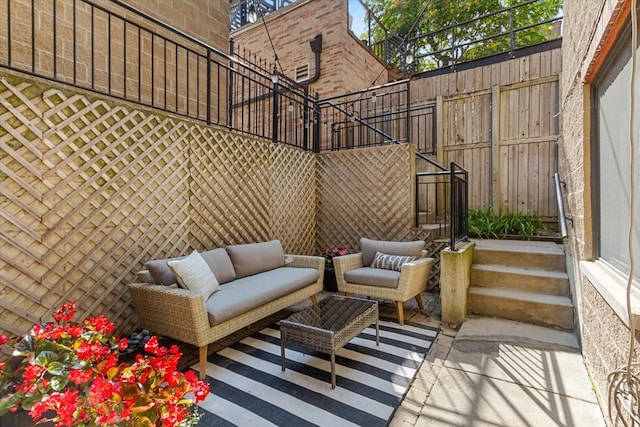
[167,251,220,299]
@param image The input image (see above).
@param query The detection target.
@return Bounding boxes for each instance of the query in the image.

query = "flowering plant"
[0,302,209,426]
[321,244,349,272]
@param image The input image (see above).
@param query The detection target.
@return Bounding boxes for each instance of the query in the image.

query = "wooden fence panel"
[497,76,559,216]
[436,73,559,218]
[412,46,561,218]
[441,92,492,210]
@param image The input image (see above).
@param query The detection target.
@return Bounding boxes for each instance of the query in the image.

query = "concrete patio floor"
[173,290,607,426]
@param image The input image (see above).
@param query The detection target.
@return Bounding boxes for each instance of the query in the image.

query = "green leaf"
[35,350,59,366]
[14,335,35,355]
[50,375,68,391]
[47,361,67,376]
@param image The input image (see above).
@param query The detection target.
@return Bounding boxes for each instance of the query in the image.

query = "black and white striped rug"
[194,321,439,426]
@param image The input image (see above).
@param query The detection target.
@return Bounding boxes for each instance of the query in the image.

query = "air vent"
[295,64,309,82]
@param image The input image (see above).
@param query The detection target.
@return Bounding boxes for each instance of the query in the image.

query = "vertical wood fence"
[413,45,562,219]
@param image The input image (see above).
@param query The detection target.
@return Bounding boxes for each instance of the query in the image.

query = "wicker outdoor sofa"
[334,238,435,325]
[128,240,324,379]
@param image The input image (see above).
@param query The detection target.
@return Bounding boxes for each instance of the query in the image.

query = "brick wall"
[0,0,229,121]
[561,0,639,422]
[121,0,229,52]
[231,0,389,98]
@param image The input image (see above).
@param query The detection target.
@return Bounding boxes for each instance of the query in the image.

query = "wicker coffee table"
[280,295,379,389]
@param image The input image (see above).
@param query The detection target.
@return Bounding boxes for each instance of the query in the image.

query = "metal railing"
[315,80,410,152]
[0,0,313,149]
[365,0,563,73]
[415,162,469,251]
[313,80,435,155]
[229,0,297,32]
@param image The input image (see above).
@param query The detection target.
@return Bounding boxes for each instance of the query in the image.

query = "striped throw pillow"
[370,251,416,272]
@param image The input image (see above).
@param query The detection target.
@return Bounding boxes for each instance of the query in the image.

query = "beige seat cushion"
[205,267,318,325]
[344,267,401,288]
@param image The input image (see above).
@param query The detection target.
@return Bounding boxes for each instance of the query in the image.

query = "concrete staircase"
[467,239,574,330]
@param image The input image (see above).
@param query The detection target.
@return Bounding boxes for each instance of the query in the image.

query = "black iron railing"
[0,0,314,150]
[313,80,435,155]
[415,162,469,251]
[365,0,563,73]
[315,81,410,152]
[229,0,297,32]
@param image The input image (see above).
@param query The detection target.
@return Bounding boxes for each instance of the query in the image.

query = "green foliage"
[365,0,562,71]
[468,206,544,240]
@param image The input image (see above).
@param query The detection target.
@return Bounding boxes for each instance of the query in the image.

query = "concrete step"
[455,317,579,351]
[471,264,570,296]
[468,286,574,330]
[472,239,565,271]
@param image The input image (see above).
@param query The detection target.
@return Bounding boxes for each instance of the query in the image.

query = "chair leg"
[310,294,318,304]
[199,345,208,380]
[396,301,405,325]
[415,293,424,309]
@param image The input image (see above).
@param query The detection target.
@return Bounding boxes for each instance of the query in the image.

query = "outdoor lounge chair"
[333,238,435,325]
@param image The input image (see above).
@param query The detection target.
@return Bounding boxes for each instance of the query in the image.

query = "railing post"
[450,164,456,251]
[228,40,234,128]
[206,48,211,125]
[313,91,320,153]
[406,80,410,145]
[303,86,309,151]
[272,68,280,143]
[415,174,419,228]
[509,5,516,58]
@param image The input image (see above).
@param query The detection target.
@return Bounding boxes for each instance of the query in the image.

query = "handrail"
[449,162,469,251]
[553,173,569,239]
[414,162,469,249]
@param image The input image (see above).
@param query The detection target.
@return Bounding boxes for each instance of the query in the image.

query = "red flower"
[118,337,129,351]
[86,315,115,335]
[192,380,210,402]
[69,368,94,385]
[53,302,76,323]
[1,301,206,426]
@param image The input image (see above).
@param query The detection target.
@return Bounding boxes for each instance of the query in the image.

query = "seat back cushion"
[200,248,237,284]
[360,238,425,266]
[167,251,220,299]
[226,240,285,279]
[144,255,184,285]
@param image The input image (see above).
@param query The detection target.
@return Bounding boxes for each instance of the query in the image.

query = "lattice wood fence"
[0,73,317,337]
[1,73,438,338]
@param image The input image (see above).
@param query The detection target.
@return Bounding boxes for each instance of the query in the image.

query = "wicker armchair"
[333,239,435,325]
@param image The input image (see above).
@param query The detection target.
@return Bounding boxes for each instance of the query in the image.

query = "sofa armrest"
[128,282,211,347]
[334,253,364,288]
[286,254,325,273]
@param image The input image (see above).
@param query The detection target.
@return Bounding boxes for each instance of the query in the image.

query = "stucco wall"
[561,0,639,422]
[231,0,390,98]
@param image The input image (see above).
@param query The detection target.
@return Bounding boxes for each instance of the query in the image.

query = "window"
[594,21,640,281]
